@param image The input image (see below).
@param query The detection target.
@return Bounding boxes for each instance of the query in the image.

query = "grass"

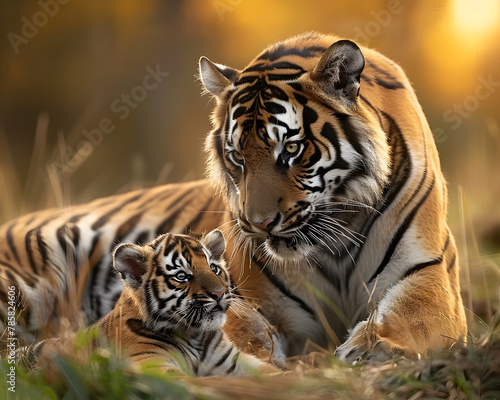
[1,314,499,399]
[1,116,499,399]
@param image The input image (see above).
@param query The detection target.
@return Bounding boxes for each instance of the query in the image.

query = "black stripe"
[135,231,150,244]
[403,257,443,279]
[359,95,383,127]
[378,112,413,209]
[255,258,315,318]
[319,122,350,170]
[293,91,307,105]
[183,196,218,234]
[213,345,233,369]
[257,45,327,62]
[234,75,259,87]
[129,350,165,357]
[264,102,286,114]
[375,78,404,90]
[0,258,16,272]
[116,213,142,242]
[67,213,86,224]
[199,330,218,362]
[91,192,144,231]
[226,352,239,375]
[155,189,196,236]
[24,229,38,274]
[1,256,35,285]
[343,109,412,288]
[367,61,405,90]
[56,226,69,261]
[36,228,49,271]
[402,233,451,279]
[334,114,365,158]
[447,253,457,273]
[6,223,21,265]
[243,61,305,73]
[148,186,178,206]
[267,72,305,81]
[5,269,18,285]
[89,233,101,261]
[126,319,183,351]
[369,178,436,284]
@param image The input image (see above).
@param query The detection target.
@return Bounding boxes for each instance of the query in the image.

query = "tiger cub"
[31,230,279,376]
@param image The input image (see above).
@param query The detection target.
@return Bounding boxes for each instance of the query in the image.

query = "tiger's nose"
[209,289,225,301]
[249,218,275,232]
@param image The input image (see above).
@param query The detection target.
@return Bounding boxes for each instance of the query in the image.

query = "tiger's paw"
[334,322,416,363]
[224,307,287,369]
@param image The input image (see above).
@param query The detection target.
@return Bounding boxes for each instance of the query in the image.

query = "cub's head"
[112,229,230,333]
[199,33,391,263]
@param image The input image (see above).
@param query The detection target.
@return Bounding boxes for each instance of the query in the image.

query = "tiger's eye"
[233,151,244,161]
[285,143,299,154]
[210,264,221,275]
[174,271,187,281]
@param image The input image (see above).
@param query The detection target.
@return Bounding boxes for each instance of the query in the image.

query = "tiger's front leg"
[224,305,287,369]
[335,267,467,363]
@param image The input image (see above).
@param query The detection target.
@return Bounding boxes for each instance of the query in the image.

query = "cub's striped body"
[30,230,277,375]
[1,33,466,362]
[0,181,223,342]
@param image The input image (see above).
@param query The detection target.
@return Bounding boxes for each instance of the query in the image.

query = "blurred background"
[0,0,499,310]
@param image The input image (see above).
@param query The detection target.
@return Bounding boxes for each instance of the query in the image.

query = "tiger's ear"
[202,229,225,260]
[311,40,365,104]
[199,56,239,97]
[113,243,149,289]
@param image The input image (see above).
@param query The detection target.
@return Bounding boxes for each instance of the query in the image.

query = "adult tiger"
[0,33,466,362]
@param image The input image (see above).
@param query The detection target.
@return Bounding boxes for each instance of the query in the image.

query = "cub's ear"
[202,229,225,260]
[113,243,149,289]
[199,56,239,97]
[311,40,365,104]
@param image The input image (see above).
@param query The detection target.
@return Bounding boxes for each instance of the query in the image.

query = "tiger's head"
[112,229,231,333]
[199,33,391,263]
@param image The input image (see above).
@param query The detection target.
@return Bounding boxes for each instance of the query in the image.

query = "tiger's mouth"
[183,298,230,328]
[237,213,317,262]
[237,202,366,263]
[262,231,315,262]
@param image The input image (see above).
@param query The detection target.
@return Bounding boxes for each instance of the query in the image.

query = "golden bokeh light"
[452,0,499,37]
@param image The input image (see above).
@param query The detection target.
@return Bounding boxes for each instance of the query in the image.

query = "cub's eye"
[173,271,189,282]
[232,151,244,162]
[210,264,221,275]
[285,143,299,154]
